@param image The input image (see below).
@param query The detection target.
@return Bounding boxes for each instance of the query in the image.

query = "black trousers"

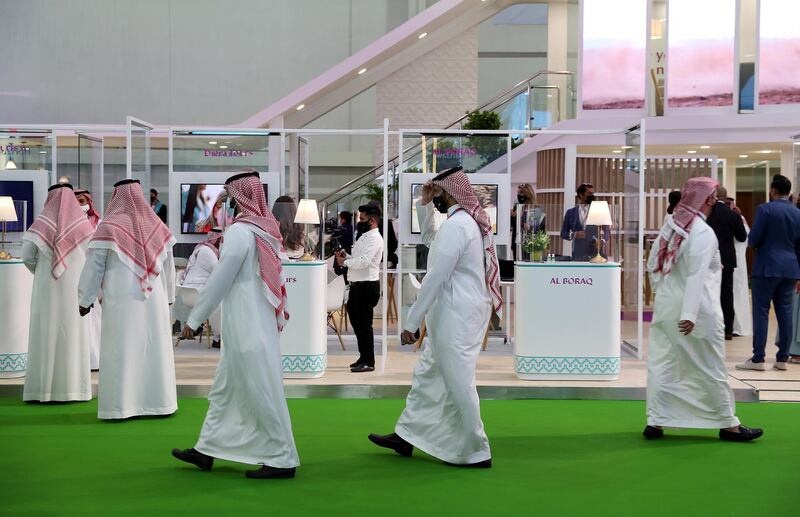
[720,266,735,335]
[346,281,381,366]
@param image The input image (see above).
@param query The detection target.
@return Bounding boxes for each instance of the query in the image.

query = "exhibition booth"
[1,119,651,386]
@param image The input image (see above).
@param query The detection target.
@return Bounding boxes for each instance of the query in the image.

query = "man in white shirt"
[335,204,384,372]
[368,168,502,468]
[174,228,223,347]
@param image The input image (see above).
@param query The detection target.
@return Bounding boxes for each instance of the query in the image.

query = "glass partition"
[77,135,104,211]
[0,134,52,171]
[172,132,270,173]
[128,118,152,195]
[401,134,508,175]
[622,126,643,357]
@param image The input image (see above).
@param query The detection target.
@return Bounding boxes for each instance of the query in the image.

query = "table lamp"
[294,198,320,261]
[586,200,612,264]
[0,196,19,260]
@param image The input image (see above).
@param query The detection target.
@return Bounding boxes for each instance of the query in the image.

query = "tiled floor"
[3,312,798,402]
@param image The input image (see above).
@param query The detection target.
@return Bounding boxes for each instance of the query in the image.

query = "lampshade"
[294,199,320,225]
[0,197,18,222]
[5,159,17,170]
[586,200,612,226]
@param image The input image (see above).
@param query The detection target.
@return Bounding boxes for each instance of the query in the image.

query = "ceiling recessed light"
[39,150,46,154]
[219,145,228,149]
[612,150,622,154]
[687,150,697,154]
[738,154,749,158]
[700,145,710,149]
[296,104,305,111]
[208,141,217,145]
[758,150,774,154]
[418,32,428,39]
[620,145,633,149]
[358,68,367,75]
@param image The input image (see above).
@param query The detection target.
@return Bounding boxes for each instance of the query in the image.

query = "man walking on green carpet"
[171,171,299,479]
[645,177,761,441]
[368,168,501,467]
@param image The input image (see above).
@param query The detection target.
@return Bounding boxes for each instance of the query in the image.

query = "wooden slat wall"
[536,148,565,189]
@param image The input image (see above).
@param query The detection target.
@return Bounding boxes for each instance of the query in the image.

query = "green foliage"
[462,109,501,130]
[524,229,551,253]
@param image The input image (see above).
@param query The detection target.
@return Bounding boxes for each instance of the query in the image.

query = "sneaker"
[773,361,788,371]
[735,359,766,371]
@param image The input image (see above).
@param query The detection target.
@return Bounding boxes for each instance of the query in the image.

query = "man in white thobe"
[174,228,222,347]
[369,168,502,468]
[727,198,753,337]
[645,177,761,441]
[22,183,94,402]
[78,179,177,420]
[74,188,103,370]
[172,170,299,480]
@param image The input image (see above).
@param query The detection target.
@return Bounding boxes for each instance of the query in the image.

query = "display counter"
[280,261,327,378]
[0,259,34,378]
[513,262,621,380]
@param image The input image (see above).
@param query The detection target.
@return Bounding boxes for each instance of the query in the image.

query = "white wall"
[0,0,420,126]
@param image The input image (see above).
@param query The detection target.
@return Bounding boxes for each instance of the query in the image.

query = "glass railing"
[317,71,575,210]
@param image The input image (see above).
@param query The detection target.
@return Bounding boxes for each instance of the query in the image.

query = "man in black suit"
[706,185,747,340]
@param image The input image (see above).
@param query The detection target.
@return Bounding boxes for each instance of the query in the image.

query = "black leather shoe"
[725,333,734,341]
[349,360,362,368]
[368,433,413,457]
[643,425,664,439]
[444,459,492,468]
[245,466,296,479]
[212,340,220,349]
[171,448,213,471]
[719,425,763,442]
[351,364,375,373]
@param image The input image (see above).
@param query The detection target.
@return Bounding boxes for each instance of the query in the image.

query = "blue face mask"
[225,197,236,218]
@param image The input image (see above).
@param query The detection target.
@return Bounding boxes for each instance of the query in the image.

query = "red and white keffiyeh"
[226,170,290,331]
[90,180,175,296]
[652,176,718,277]
[74,189,101,229]
[198,228,223,259]
[432,168,503,317]
[25,184,95,279]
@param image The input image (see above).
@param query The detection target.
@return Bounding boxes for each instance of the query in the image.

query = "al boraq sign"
[550,276,594,286]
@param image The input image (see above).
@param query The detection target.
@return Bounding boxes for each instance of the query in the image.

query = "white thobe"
[186,223,300,468]
[646,218,740,429]
[21,238,92,402]
[174,245,220,340]
[732,222,752,336]
[78,245,178,419]
[396,202,493,464]
[87,303,102,370]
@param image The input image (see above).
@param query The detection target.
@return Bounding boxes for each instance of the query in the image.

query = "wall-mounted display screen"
[180,183,268,234]
[667,0,735,108]
[759,0,800,105]
[410,183,498,234]
[0,180,34,231]
[581,0,647,110]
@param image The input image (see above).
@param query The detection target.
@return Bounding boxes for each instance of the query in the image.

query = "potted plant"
[524,229,550,262]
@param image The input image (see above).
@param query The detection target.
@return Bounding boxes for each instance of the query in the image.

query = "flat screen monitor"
[0,180,34,231]
[180,183,268,234]
[410,183,498,234]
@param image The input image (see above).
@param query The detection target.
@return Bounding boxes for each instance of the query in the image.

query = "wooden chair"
[326,276,347,350]
[174,285,212,349]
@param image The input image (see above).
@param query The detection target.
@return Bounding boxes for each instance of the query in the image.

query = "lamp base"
[0,250,13,261]
[298,252,315,262]
[589,254,607,264]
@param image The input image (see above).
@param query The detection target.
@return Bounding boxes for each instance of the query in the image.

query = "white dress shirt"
[344,227,384,282]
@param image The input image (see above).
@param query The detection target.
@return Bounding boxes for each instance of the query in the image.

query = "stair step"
[758,390,800,402]
[748,380,800,391]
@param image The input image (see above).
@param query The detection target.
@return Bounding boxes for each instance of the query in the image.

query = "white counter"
[0,259,34,378]
[280,261,327,378]
[513,262,621,380]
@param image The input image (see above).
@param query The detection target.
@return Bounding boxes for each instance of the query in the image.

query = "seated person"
[174,228,223,347]
[560,182,610,261]
[272,195,306,259]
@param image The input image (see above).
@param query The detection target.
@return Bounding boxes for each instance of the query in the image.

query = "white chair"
[174,285,212,349]
[326,275,347,350]
[407,274,427,350]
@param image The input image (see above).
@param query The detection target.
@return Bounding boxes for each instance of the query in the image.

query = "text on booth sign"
[550,277,594,286]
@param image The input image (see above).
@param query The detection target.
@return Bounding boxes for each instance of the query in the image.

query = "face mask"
[432,195,449,214]
[517,195,527,204]
[81,204,90,214]
[585,194,596,204]
[356,221,371,236]
[225,197,237,218]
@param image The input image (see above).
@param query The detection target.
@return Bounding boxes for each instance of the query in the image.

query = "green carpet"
[0,398,797,516]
